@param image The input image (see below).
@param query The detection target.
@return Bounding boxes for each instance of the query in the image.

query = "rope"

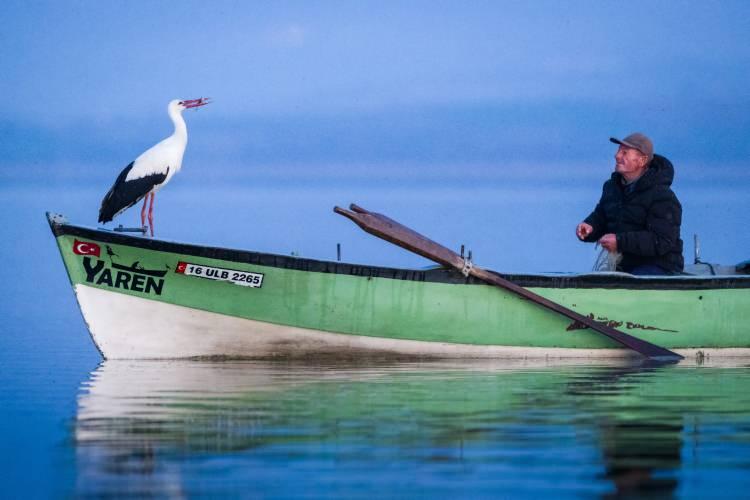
[461,258,473,277]
[593,245,622,272]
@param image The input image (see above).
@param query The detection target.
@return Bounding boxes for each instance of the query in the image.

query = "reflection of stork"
[98,98,211,236]
[106,245,118,258]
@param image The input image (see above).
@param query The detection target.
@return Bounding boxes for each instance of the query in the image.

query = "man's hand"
[599,233,618,253]
[576,222,593,240]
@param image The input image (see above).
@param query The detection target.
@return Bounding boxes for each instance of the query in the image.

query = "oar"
[334,203,683,362]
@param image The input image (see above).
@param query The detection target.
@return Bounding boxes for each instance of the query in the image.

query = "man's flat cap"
[610,133,653,160]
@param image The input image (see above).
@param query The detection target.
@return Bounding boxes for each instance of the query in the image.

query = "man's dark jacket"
[583,154,684,273]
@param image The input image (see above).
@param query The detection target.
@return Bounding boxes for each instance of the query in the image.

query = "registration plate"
[176,261,264,288]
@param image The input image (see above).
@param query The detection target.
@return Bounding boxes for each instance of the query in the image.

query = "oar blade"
[334,206,462,268]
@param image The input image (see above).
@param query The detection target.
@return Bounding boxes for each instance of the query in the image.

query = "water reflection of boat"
[48,212,750,360]
[73,360,750,497]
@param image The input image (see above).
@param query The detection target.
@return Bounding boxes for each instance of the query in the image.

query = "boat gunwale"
[49,215,750,291]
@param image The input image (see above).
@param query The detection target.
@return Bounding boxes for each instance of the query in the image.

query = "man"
[576,133,683,275]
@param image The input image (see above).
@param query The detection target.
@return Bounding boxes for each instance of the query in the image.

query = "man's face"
[614,145,648,179]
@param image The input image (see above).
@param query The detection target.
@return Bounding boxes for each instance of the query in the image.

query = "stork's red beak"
[180,97,211,109]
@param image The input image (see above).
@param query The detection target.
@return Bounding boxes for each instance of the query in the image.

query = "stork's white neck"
[168,105,188,143]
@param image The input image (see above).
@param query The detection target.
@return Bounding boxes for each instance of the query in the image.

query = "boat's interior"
[684,261,749,276]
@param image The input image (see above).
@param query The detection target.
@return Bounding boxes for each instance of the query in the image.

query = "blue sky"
[2,1,749,269]
[3,1,749,167]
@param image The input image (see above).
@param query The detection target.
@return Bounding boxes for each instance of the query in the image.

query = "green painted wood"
[336,204,682,360]
[51,227,750,350]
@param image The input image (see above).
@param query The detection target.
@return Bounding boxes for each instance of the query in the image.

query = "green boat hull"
[48,213,750,359]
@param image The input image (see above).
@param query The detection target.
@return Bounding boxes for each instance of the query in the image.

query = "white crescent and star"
[75,242,98,255]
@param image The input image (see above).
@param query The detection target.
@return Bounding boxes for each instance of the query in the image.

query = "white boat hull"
[75,285,746,360]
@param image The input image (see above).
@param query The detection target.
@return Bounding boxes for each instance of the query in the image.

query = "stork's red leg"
[148,192,156,237]
[140,194,149,228]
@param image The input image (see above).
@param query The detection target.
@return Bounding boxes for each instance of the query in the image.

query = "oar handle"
[469,267,681,361]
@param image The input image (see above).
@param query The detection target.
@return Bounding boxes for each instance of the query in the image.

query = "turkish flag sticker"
[73,239,101,258]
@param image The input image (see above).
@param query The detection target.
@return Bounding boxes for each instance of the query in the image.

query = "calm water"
[40,360,750,498]
[6,344,750,497]
[3,185,750,498]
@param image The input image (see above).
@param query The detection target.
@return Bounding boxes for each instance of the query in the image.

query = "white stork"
[98,97,210,236]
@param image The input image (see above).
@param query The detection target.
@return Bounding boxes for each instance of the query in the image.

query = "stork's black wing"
[98,162,169,223]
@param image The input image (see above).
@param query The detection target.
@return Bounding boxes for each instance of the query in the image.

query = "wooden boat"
[47,212,750,360]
